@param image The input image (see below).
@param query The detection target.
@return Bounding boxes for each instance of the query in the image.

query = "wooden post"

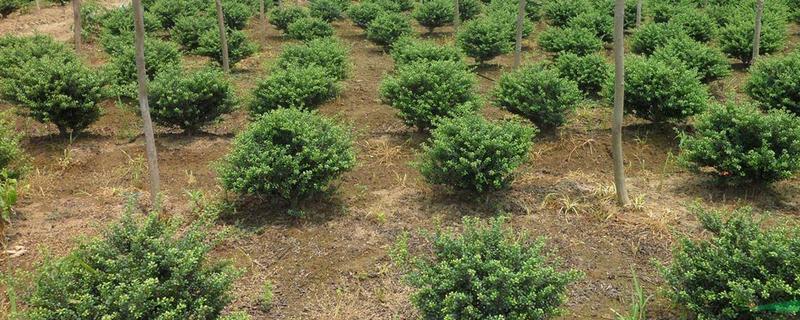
[612,0,629,206]
[453,0,460,31]
[635,0,642,28]
[72,0,81,53]
[513,0,525,68]
[752,0,764,64]
[215,0,231,73]
[132,0,161,206]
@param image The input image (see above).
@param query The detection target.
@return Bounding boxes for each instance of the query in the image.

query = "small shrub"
[486,0,542,21]
[412,0,454,33]
[149,67,236,133]
[418,115,535,193]
[0,0,27,18]
[0,35,69,78]
[268,5,309,31]
[99,5,161,39]
[212,0,254,30]
[195,28,257,67]
[149,0,202,29]
[493,65,582,130]
[568,10,613,43]
[172,13,217,50]
[679,103,800,184]
[553,52,612,96]
[539,26,603,56]
[404,217,582,319]
[249,66,339,117]
[649,0,692,23]
[630,22,690,55]
[593,0,638,29]
[80,1,108,39]
[652,39,731,83]
[719,15,787,65]
[218,108,356,211]
[661,205,800,319]
[669,9,716,43]
[385,0,413,11]
[0,114,26,179]
[456,17,512,64]
[286,17,335,41]
[260,280,274,311]
[26,211,238,319]
[366,12,413,48]
[458,0,482,21]
[543,0,588,27]
[486,6,534,42]
[274,37,350,81]
[309,0,348,21]
[347,1,384,28]
[106,37,180,98]
[746,53,800,115]
[389,37,463,67]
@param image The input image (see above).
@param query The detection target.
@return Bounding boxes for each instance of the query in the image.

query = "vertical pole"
[635,0,642,28]
[453,0,460,31]
[35,0,40,10]
[132,0,161,206]
[752,0,764,64]
[260,0,266,42]
[72,0,82,53]
[215,0,231,73]
[612,0,629,206]
[513,0,525,68]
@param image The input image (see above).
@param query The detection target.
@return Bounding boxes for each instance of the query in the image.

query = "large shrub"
[669,9,716,43]
[249,66,339,117]
[608,56,708,122]
[106,38,180,98]
[418,115,535,193]
[27,211,237,320]
[630,22,690,55]
[195,28,257,67]
[309,0,348,21]
[719,15,787,65]
[380,60,480,130]
[0,35,70,78]
[412,0,454,33]
[218,108,356,211]
[593,0,638,29]
[542,0,588,27]
[553,52,612,96]
[286,16,335,41]
[679,103,800,184]
[661,205,800,319]
[493,65,582,130]
[149,67,236,133]
[403,217,582,319]
[0,0,28,18]
[347,1,384,28]
[171,13,217,50]
[99,5,161,40]
[366,12,413,48]
[745,53,800,116]
[652,39,731,83]
[458,0,483,21]
[274,37,350,81]
[211,0,254,30]
[538,26,602,56]
[389,37,464,67]
[268,5,309,31]
[486,7,534,43]
[456,17,512,64]
[149,0,203,29]
[568,10,613,43]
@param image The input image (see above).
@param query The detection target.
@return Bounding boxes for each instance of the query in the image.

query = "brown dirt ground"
[2,3,800,320]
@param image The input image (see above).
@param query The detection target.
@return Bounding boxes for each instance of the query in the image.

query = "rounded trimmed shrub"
[418,115,536,193]
[593,0,638,29]
[458,0,483,21]
[0,35,70,78]
[403,217,582,320]
[649,0,692,23]
[607,56,708,122]
[670,9,716,43]
[0,0,28,18]
[652,39,731,83]
[99,5,161,39]
[553,52,612,96]
[249,65,339,117]
[268,5,309,31]
[493,65,582,130]
[538,26,603,56]
[274,37,350,81]
[389,37,464,67]
[568,10,613,43]
[456,17,512,64]
[195,28,258,67]
[347,1,384,28]
[172,13,217,50]
[211,0,254,30]
[218,108,356,210]
[149,67,236,133]
[27,212,237,320]
[380,60,480,130]
[719,15,787,65]
[149,0,202,29]
[106,37,180,98]
[366,12,413,48]
[746,53,800,116]
[542,0,589,27]
[309,0,348,21]
[485,6,534,42]
[412,0,454,33]
[286,16,335,41]
[630,22,690,55]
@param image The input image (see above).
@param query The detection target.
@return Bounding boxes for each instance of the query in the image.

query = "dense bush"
[458,0,482,21]
[486,7,534,43]
[661,205,800,319]
[99,5,161,39]
[456,17,511,64]
[746,53,800,115]
[630,22,690,55]
[218,108,356,211]
[309,0,348,21]
[553,53,612,96]
[80,1,108,39]
[275,37,350,81]
[542,0,588,27]
[719,15,787,65]
[149,0,202,29]
[0,35,69,78]
[286,17,335,41]
[649,0,692,23]
[196,28,257,67]
[268,5,309,31]
[149,67,236,133]
[27,211,237,319]
[347,1,384,28]
[213,0,254,30]
[568,10,613,43]
[172,14,217,50]
[403,217,582,319]
[366,12,413,48]
[390,37,463,67]
[106,37,180,97]
[538,26,603,56]
[249,66,339,116]
[669,9,716,42]
[418,115,535,193]
[0,0,28,18]
[593,0,638,29]
[678,103,800,184]
[652,39,730,83]
[608,56,708,122]
[493,65,582,130]
[486,0,542,21]
[413,0,454,33]
[380,60,479,130]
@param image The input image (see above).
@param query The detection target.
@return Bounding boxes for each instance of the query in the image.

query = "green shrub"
[389,37,463,67]
[380,60,479,130]
[486,0,542,21]
[99,5,161,39]
[679,103,800,184]
[418,115,535,193]
[607,56,708,122]
[385,0,413,11]
[661,205,800,319]
[149,0,202,29]
[746,53,800,115]
[542,0,588,27]
[275,37,350,81]
[149,67,236,133]
[80,1,108,39]
[553,52,612,96]
[218,108,356,211]
[249,66,339,117]
[630,22,690,55]
[2,55,102,137]
[413,0,454,33]
[568,10,613,43]
[404,217,582,319]
[212,0,254,30]
[309,0,348,21]
[172,13,217,50]
[669,9,716,42]
[539,26,603,56]
[27,211,237,320]
[366,12,413,48]
[347,1,384,28]
[456,17,511,64]
[649,0,692,23]
[719,15,787,65]
[652,39,730,83]
[106,37,180,98]
[458,0,482,21]
[286,17,335,41]
[485,6,534,43]
[593,0,638,29]
[195,28,257,67]
[268,5,309,31]
[493,65,582,130]
[0,35,70,78]
[0,0,27,18]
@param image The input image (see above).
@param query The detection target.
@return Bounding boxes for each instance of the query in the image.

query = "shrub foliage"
[286,16,335,41]
[745,53,800,116]
[366,12,413,48]
[493,65,582,130]
[456,17,512,63]
[553,53,612,96]
[249,66,339,117]
[275,37,350,81]
[149,67,236,133]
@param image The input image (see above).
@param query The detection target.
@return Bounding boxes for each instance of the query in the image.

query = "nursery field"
[2,0,800,319]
